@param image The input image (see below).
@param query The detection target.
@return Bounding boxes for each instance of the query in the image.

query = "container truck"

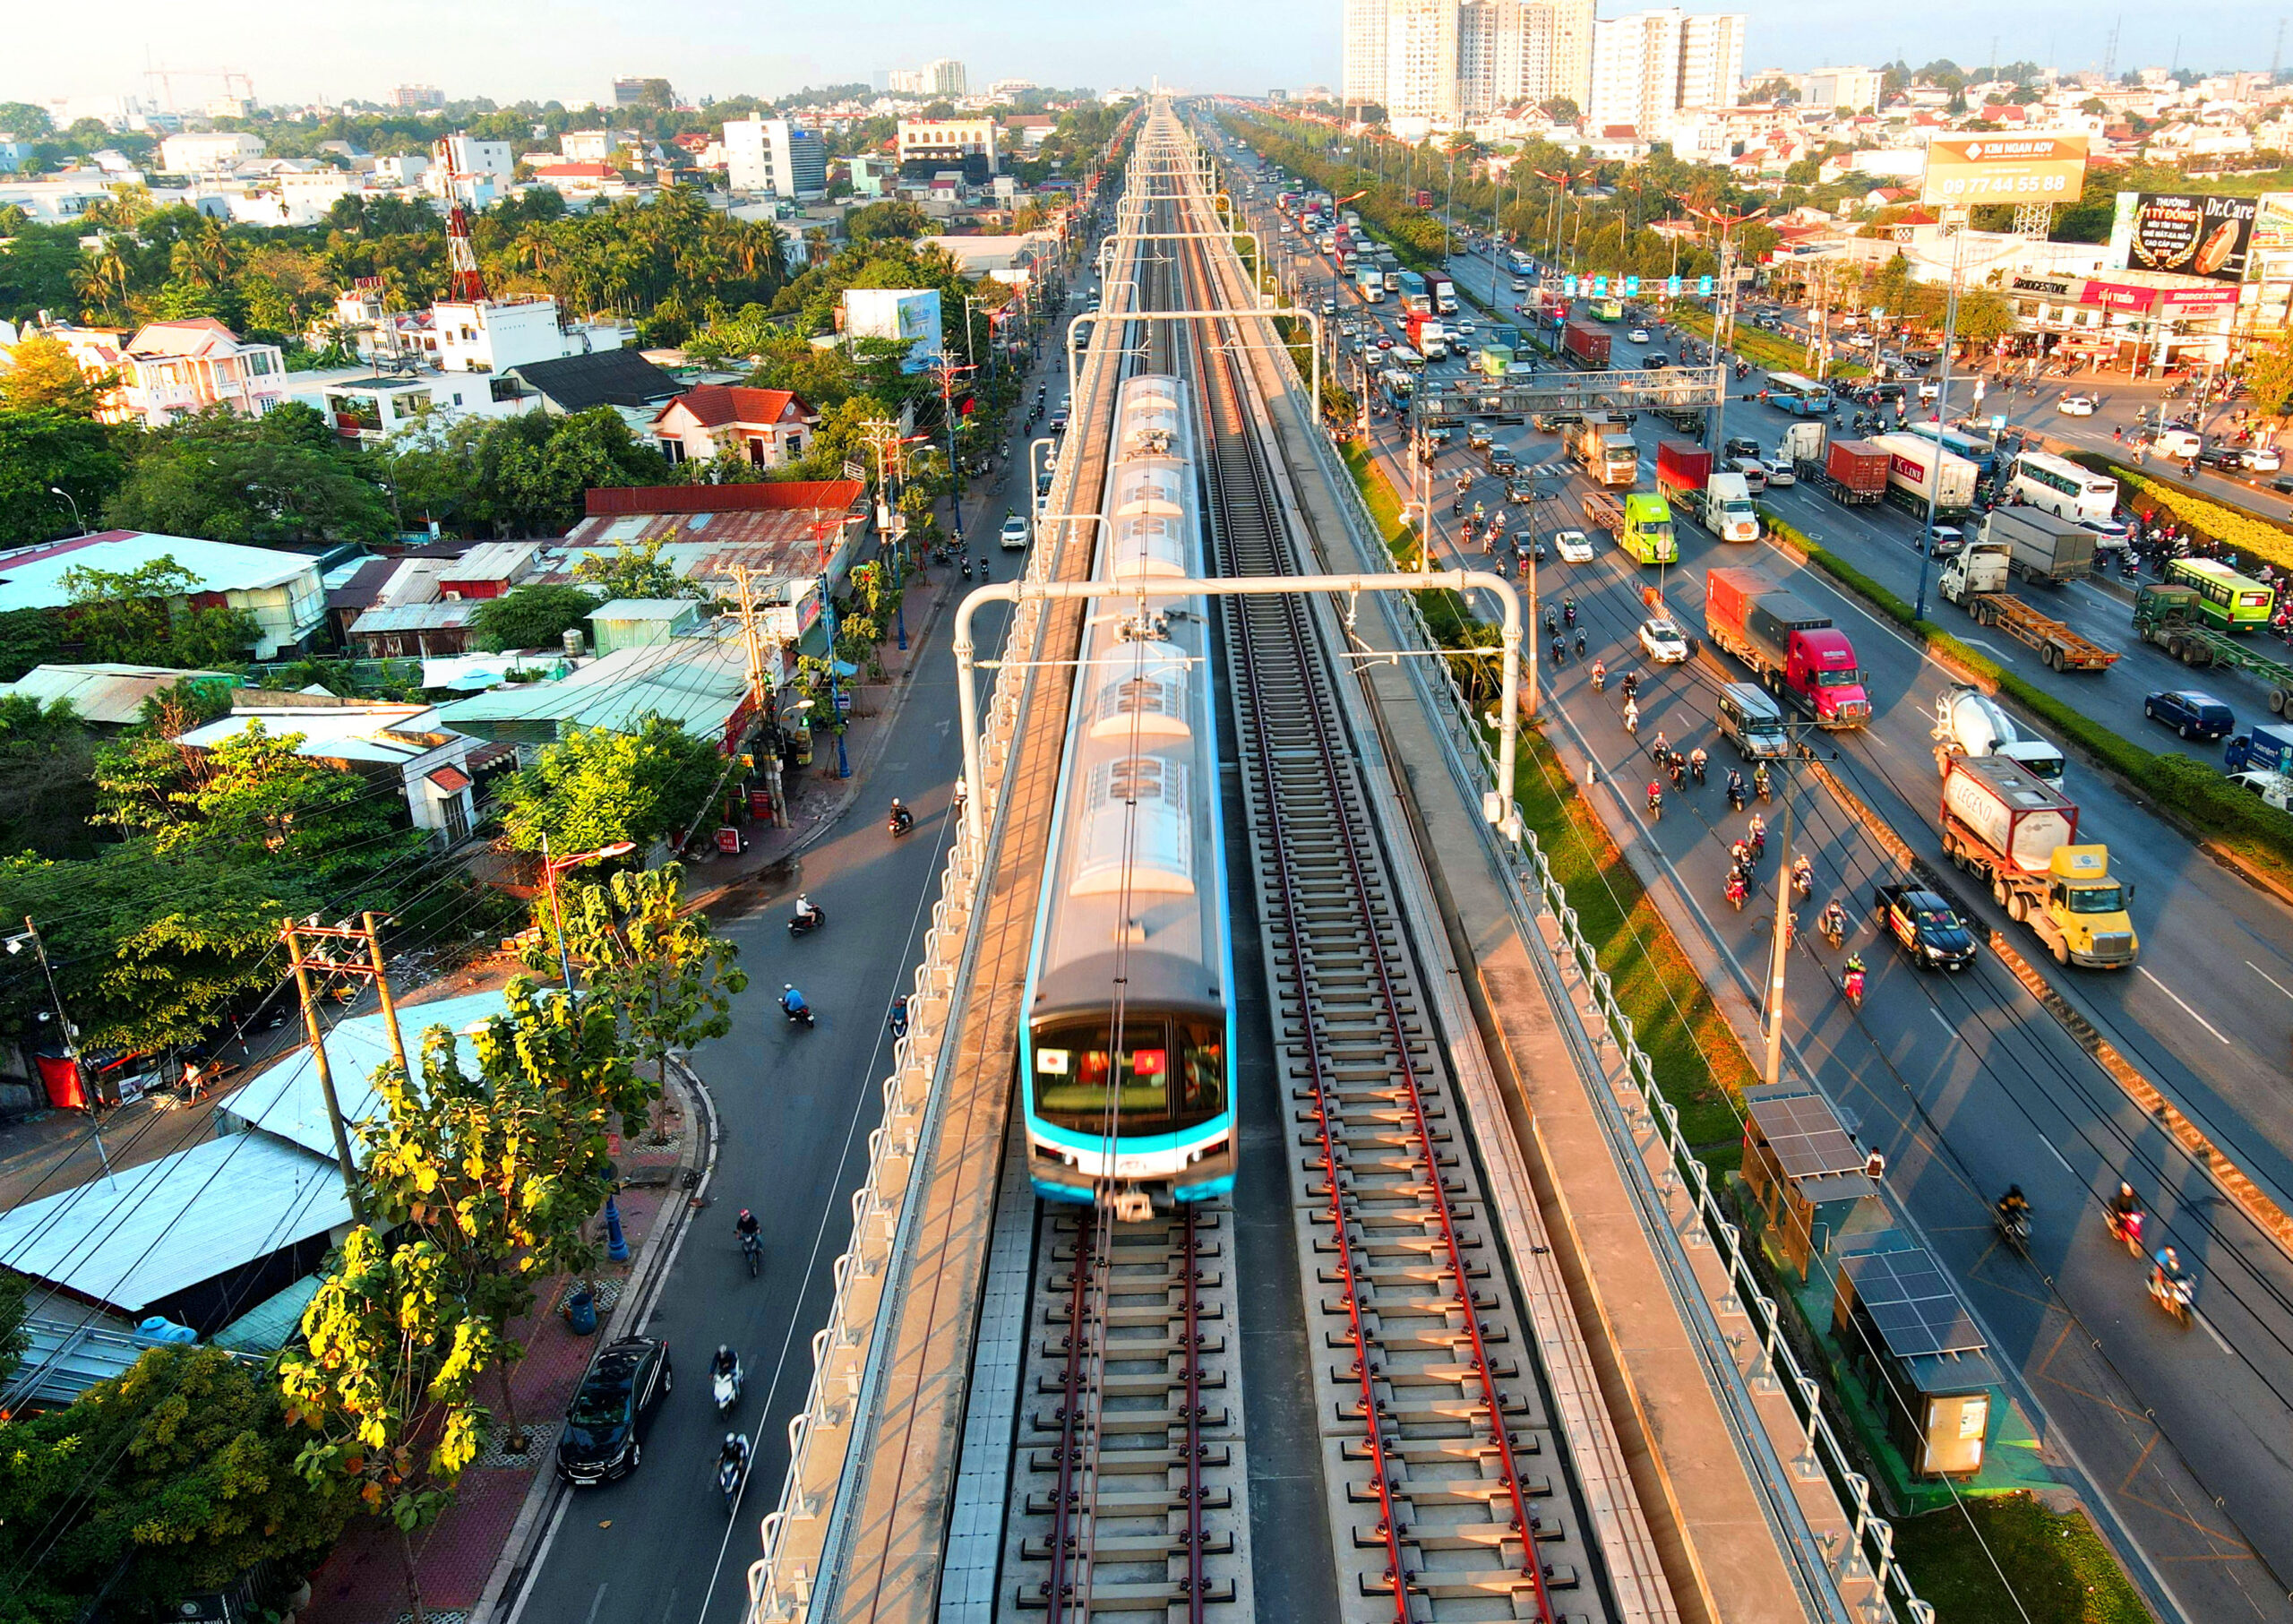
[1980,506,2098,586]
[1930,684,2066,786]
[1936,547,2120,670]
[1561,321,1611,368]
[1791,428,1887,505]
[1582,491,1676,563]
[2130,585,2293,713]
[1868,432,1977,518]
[1356,262,1385,302]
[1404,312,1448,358]
[1567,413,1639,486]
[1658,441,1760,543]
[1430,273,1457,314]
[1397,270,1430,314]
[1705,566,1872,726]
[1937,753,2138,967]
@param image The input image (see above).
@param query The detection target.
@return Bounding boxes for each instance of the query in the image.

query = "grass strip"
[1668,305,1868,380]
[1892,1493,2149,1624]
[1760,506,2293,891]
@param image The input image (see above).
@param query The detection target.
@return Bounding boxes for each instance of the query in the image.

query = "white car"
[999,512,1031,550]
[1762,457,1797,487]
[1456,320,1477,336]
[1511,278,1529,293]
[2057,394,2098,417]
[1637,617,1690,663]
[1556,529,1594,563]
[1627,327,1651,343]
[2229,769,2293,812]
[2247,445,2282,471]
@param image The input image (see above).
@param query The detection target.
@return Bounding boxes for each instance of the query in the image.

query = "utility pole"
[1763,776,1799,1091]
[728,563,784,827]
[281,916,379,1221]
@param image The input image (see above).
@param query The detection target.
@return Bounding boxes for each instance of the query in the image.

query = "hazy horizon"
[8,0,2286,113]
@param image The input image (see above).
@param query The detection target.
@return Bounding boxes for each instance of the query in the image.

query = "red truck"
[1561,320,1610,368]
[1815,439,1887,504]
[1704,567,1872,727]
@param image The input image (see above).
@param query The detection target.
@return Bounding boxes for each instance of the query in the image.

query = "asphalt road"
[503,322,1069,1624]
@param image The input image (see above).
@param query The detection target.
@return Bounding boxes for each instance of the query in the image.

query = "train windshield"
[1032,1016,1226,1137]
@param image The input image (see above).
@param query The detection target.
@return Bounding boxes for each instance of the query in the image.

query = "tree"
[105,404,395,546]
[0,406,124,548]
[468,583,601,651]
[0,697,98,857]
[0,102,51,140]
[1951,288,2017,349]
[356,978,636,1450]
[533,864,747,1139]
[0,1345,349,1624]
[2246,336,2293,419]
[494,717,725,857]
[58,557,195,664]
[572,537,704,600]
[279,1228,495,1624]
[0,335,109,415]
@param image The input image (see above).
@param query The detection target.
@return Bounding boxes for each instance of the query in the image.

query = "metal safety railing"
[1275,345,1936,1624]
[743,207,1135,1624]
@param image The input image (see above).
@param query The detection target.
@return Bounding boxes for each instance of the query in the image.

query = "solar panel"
[1746,1086,1867,1182]
[1842,1247,1986,1361]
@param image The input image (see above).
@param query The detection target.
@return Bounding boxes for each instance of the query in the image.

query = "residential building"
[1678,13,1745,112]
[502,348,684,421]
[561,129,640,165]
[434,624,757,756]
[391,84,445,109]
[0,531,325,659]
[159,132,264,173]
[985,78,1038,102]
[432,296,625,374]
[1803,66,1883,114]
[897,117,1000,178]
[0,140,29,174]
[563,482,868,600]
[44,318,288,428]
[1343,0,1391,112]
[284,368,537,444]
[0,664,235,729]
[649,385,819,468]
[176,698,478,839]
[425,135,513,206]
[1587,8,1744,131]
[1386,0,1463,122]
[723,117,829,197]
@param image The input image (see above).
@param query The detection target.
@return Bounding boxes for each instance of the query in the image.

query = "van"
[1729,456,1767,494]
[2154,428,2203,459]
[1715,683,1792,760]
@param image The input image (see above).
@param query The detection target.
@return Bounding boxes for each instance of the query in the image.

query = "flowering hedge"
[2067,452,2293,574]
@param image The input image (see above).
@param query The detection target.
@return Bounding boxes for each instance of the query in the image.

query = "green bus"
[1619,493,1676,564]
[2168,557,2275,632]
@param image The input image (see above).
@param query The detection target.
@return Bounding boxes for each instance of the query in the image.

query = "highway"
[1236,169,2293,1620]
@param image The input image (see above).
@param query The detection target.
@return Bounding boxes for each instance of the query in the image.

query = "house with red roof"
[649,386,820,470]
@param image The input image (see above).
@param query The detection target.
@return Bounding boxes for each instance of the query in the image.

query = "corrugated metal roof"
[2,1312,202,1413]
[175,706,445,767]
[593,597,703,621]
[433,628,748,741]
[220,989,510,1162]
[0,1134,352,1317]
[349,600,481,633]
[439,541,540,583]
[0,533,323,613]
[0,664,233,726]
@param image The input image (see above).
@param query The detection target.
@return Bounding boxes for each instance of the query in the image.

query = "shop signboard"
[2109,192,2257,283]
[1919,134,2087,206]
[2252,193,2293,253]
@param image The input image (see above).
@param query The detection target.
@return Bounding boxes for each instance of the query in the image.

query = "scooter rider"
[711,1344,742,1385]
[1726,769,1746,811]
[2152,1244,2190,1300]
[889,797,914,833]
[781,984,810,1019]
[1688,746,1707,783]
[720,1431,751,1479]
[735,1207,760,1247]
[1591,659,1607,691]
[793,892,822,928]
[1997,1185,2030,1229]
[1820,898,1847,945]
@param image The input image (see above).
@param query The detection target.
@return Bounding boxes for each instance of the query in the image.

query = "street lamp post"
[47,486,83,537]
[538,836,638,995]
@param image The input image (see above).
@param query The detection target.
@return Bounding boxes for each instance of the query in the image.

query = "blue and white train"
[1019,374,1237,1209]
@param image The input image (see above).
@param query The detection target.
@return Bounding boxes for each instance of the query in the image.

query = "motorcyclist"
[1820,898,1847,944]
[1747,813,1767,858]
[1591,659,1607,691]
[1791,854,1813,896]
[2108,1181,2143,1238]
[1688,746,1707,783]
[712,1344,742,1381]
[1645,778,1662,813]
[889,992,910,1039]
[1562,595,1577,627]
[1622,697,1639,735]
[1726,769,1746,811]
[889,797,914,833]
[1550,634,1567,666]
[2152,1245,2187,1293]
[1726,870,1748,907]
[1997,1185,2030,1228]
[1651,728,1669,761]
[1753,762,1772,801]
[794,892,822,927]
[1842,951,1866,992]
[720,1431,751,1478]
[1619,669,1640,700]
[1575,627,1587,657]
[781,984,810,1018]
[735,1207,760,1245]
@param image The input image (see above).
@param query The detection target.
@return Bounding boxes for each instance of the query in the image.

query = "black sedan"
[556,1336,673,1486]
[1872,885,1978,972]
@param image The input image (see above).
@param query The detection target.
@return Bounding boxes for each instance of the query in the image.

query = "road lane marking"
[2195,1309,2234,1357]
[1930,1008,1956,1041]
[584,1585,609,1624]
[2249,960,2293,1002]
[2138,967,2232,1044]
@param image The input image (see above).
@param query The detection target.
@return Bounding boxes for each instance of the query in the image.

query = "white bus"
[2011,451,2120,526]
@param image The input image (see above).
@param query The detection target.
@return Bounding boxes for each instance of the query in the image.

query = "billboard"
[1919,134,2088,207]
[2109,193,2256,283]
[2253,193,2293,253]
[841,287,943,370]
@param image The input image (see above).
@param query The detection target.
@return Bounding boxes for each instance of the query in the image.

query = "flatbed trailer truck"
[2133,584,2293,714]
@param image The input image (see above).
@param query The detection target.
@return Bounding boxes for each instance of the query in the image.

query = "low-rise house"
[432,622,756,757]
[0,530,324,659]
[175,695,479,840]
[0,662,235,728]
[502,348,686,421]
[648,385,818,468]
[563,480,868,597]
[47,317,288,428]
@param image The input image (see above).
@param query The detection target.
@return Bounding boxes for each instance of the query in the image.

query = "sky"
[6,0,2289,112]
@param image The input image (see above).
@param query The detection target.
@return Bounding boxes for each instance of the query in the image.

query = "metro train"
[1018,373,1238,1210]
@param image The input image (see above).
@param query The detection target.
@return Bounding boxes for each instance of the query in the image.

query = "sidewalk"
[298,1076,705,1624]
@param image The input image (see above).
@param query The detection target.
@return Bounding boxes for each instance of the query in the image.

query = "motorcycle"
[889,998,910,1042]
[787,904,827,938]
[719,1447,748,1513]
[1842,967,1865,1009]
[1591,664,1607,692]
[2149,1267,2194,1327]
[1689,753,1706,786]
[742,1231,762,1278]
[1791,862,1812,900]
[783,999,816,1030]
[1726,782,1746,813]
[714,1361,745,1414]
[1645,785,1663,820]
[1754,766,1772,803]
[2106,1207,2145,1257]
[1820,909,1846,950]
[888,805,915,838]
[1726,873,1748,911]
[1995,1204,2031,1257]
[1670,756,1688,792]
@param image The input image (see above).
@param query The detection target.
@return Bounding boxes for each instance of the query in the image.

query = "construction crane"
[143,64,254,112]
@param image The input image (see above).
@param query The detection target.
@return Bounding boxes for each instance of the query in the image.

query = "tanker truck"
[1938,753,2138,967]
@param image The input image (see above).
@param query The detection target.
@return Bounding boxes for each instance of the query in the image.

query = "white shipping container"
[1868,432,1977,510]
[1943,758,2075,873]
